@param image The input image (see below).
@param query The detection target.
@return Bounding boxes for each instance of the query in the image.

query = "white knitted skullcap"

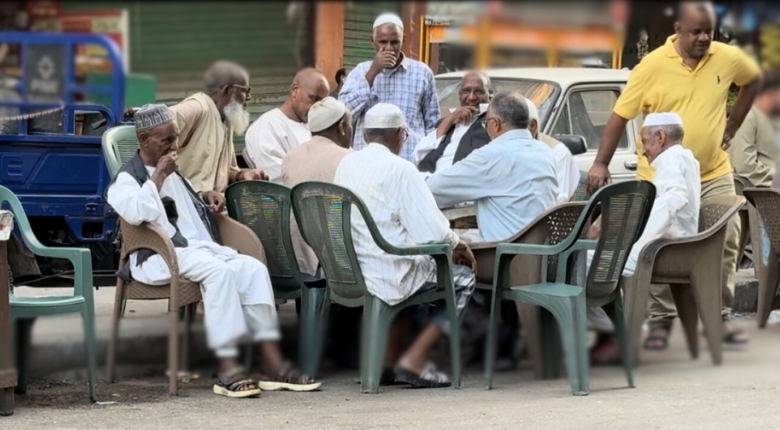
[364,103,405,129]
[373,13,404,30]
[135,103,173,132]
[524,98,540,122]
[643,112,684,128]
[308,97,348,133]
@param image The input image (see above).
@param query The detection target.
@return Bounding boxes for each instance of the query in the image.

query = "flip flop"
[723,329,749,344]
[352,369,401,386]
[256,361,322,392]
[394,362,451,388]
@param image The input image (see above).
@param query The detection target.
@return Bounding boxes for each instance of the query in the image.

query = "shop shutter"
[342,1,401,69]
[62,1,311,158]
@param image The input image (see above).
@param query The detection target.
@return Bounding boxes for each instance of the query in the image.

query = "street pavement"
[5,281,780,429]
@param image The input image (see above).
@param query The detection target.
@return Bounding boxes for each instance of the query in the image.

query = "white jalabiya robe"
[107,166,279,353]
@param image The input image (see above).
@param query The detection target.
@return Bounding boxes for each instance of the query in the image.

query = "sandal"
[213,366,261,398]
[257,361,322,392]
[352,369,402,386]
[643,325,671,350]
[723,329,749,344]
[394,362,452,388]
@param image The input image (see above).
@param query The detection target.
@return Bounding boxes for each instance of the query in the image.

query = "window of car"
[551,88,629,151]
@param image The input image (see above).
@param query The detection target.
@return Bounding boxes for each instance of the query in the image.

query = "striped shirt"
[339,54,441,162]
[334,143,459,305]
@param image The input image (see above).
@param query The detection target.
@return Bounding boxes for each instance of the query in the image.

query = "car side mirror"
[553,134,588,156]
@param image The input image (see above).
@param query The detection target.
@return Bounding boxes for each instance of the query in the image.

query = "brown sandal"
[256,361,322,392]
[644,326,671,350]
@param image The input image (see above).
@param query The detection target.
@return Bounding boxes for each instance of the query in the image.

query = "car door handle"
[624,161,637,170]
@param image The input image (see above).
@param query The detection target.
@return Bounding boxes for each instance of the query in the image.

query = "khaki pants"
[647,172,739,328]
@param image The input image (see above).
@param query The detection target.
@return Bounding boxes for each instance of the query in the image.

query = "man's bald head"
[459,71,491,108]
[674,1,716,59]
[289,67,330,123]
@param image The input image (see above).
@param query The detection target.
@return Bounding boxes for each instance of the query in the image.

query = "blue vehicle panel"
[0,31,126,256]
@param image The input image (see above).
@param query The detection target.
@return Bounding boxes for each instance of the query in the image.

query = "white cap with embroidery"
[364,103,405,129]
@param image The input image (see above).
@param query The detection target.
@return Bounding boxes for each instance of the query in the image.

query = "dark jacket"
[417,112,491,174]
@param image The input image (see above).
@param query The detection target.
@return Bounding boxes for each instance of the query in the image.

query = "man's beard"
[224,99,250,135]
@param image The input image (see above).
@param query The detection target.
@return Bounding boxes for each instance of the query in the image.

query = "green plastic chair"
[290,181,463,394]
[485,180,656,396]
[1,186,96,401]
[225,180,327,377]
[101,124,139,178]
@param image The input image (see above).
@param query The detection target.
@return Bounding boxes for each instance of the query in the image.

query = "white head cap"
[364,103,405,129]
[373,13,404,31]
[643,112,684,128]
[524,98,540,123]
[135,103,174,132]
[307,97,348,133]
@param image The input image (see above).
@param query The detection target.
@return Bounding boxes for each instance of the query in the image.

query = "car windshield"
[436,78,560,126]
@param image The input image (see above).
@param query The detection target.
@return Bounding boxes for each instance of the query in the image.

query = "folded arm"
[426,150,492,207]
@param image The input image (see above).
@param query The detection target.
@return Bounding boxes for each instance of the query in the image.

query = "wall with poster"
[31,8,129,76]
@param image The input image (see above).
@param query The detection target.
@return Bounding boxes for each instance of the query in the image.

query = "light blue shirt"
[426,129,559,242]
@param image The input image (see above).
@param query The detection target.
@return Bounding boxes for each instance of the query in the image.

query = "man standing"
[339,13,440,162]
[244,68,331,182]
[334,103,476,387]
[425,92,558,243]
[415,71,491,174]
[170,60,268,195]
[281,97,353,276]
[728,70,780,187]
[586,1,762,347]
[108,104,321,397]
[525,98,580,203]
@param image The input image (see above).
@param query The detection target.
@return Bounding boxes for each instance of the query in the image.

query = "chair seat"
[10,295,86,308]
[508,282,582,298]
[123,278,202,308]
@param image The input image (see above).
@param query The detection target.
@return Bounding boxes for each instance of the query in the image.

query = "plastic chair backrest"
[225,181,305,296]
[743,189,780,251]
[290,182,373,306]
[698,195,743,234]
[583,180,656,300]
[102,125,139,179]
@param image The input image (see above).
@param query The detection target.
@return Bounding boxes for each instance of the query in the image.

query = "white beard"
[224,99,250,136]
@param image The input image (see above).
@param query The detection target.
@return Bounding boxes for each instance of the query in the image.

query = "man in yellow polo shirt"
[587,1,762,350]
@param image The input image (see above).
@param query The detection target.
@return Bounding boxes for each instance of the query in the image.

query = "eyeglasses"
[481,117,500,128]
[230,84,251,98]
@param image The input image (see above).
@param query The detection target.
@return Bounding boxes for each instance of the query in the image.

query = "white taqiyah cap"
[307,97,348,133]
[373,13,404,30]
[135,103,174,132]
[524,98,539,122]
[364,103,405,129]
[643,112,684,128]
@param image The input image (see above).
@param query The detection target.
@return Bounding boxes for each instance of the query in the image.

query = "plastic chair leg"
[443,284,461,389]
[670,284,701,361]
[13,318,34,395]
[604,298,634,388]
[106,287,124,384]
[540,308,562,380]
[167,310,180,396]
[689,270,724,366]
[484,292,501,390]
[81,307,97,402]
[359,297,395,394]
[621,275,651,367]
[757,249,780,328]
[516,303,543,379]
[551,294,589,396]
[299,286,329,379]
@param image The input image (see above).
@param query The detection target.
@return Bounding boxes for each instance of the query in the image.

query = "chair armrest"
[495,242,566,258]
[215,213,267,264]
[384,242,453,257]
[119,218,180,276]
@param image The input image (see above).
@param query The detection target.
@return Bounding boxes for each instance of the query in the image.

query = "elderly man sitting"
[107,104,321,398]
[334,103,478,387]
[587,112,701,364]
[525,98,580,203]
[425,91,558,243]
[414,71,491,174]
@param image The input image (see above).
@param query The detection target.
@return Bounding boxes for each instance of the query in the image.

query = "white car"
[435,67,642,184]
